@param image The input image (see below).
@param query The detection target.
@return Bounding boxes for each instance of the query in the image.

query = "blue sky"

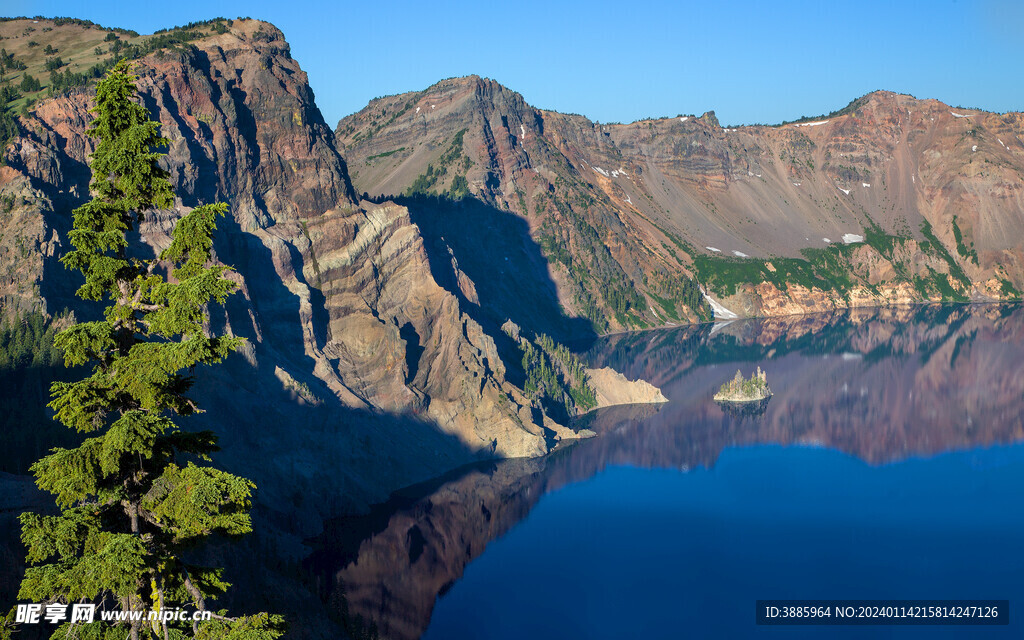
[6,0,1022,127]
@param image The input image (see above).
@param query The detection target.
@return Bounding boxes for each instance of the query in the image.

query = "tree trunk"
[127,499,140,534]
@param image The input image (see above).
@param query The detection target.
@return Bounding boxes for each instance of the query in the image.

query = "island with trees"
[714,367,772,404]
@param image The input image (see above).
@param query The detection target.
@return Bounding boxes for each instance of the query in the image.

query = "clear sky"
[6,0,1023,127]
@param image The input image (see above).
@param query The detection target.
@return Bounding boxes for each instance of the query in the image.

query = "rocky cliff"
[337,77,1024,328]
[0,24,667,582]
[0,18,639,638]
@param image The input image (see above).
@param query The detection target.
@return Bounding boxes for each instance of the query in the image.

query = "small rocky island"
[714,367,773,403]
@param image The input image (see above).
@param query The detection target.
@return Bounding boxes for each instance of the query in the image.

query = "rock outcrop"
[587,366,668,408]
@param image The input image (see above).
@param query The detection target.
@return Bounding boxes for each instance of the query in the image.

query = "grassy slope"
[0,17,237,115]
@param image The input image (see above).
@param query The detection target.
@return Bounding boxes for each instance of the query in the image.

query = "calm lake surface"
[310,304,1024,639]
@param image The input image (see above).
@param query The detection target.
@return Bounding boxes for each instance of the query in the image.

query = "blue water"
[423,444,1024,639]
[311,306,1024,639]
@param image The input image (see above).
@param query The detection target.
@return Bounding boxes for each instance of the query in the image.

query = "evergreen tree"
[16,60,283,639]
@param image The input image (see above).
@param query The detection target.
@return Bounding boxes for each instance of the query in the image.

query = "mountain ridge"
[346,75,1011,129]
[338,75,1023,331]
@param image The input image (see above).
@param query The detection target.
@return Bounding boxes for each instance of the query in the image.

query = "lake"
[308,304,1024,639]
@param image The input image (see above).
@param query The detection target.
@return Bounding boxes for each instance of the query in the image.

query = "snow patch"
[838,187,850,195]
[972,145,978,152]
[431,104,435,109]
[755,173,762,177]
[732,250,749,258]
[842,233,864,244]
[679,117,689,122]
[823,237,832,243]
[998,139,1006,148]
[862,182,871,188]
[593,167,610,177]
[703,291,739,320]
[912,174,916,183]
[748,171,754,176]
[794,120,829,127]
[520,124,526,139]
[415,106,421,114]
[793,182,801,187]
[706,246,721,253]
[950,111,971,118]
[624,194,632,204]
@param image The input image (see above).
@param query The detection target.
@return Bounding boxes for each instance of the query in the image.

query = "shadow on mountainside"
[164,335,507,639]
[31,134,100,318]
[365,193,597,395]
[384,193,596,343]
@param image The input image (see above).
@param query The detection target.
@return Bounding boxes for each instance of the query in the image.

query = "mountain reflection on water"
[306,304,1024,640]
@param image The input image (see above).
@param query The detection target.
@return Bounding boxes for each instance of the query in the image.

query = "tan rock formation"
[586,366,668,408]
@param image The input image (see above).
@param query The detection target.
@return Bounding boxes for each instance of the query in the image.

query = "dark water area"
[308,304,1024,639]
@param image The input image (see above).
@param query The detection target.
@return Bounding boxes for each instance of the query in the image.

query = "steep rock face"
[338,79,1024,326]
[302,198,568,457]
[0,20,573,510]
[337,77,712,334]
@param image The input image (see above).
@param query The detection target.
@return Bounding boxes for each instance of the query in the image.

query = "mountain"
[0,16,606,482]
[0,17,635,636]
[0,25,656,626]
[337,77,1023,330]
[1,16,1022,636]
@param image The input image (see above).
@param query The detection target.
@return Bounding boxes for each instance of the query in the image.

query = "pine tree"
[16,60,284,639]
